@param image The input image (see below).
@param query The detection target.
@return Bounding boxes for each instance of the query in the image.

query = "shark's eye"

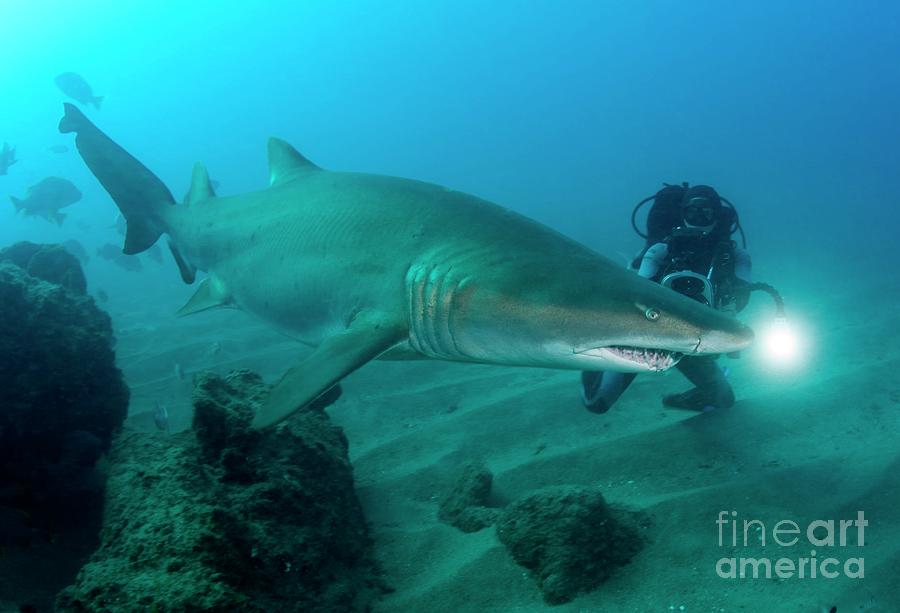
[645,307,660,321]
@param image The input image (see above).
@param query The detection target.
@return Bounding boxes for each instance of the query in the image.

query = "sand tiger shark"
[59,103,753,429]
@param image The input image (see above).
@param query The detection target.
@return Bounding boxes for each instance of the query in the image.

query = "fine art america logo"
[715,510,867,579]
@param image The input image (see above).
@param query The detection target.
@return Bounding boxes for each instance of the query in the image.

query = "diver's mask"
[682,196,718,233]
[660,270,715,307]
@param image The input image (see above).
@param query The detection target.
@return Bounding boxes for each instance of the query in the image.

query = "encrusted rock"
[496,486,646,604]
[438,461,500,533]
[0,241,88,295]
[57,370,381,612]
[0,250,127,610]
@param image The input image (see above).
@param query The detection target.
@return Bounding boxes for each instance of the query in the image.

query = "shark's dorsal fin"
[267,137,320,186]
[176,277,231,316]
[185,162,216,205]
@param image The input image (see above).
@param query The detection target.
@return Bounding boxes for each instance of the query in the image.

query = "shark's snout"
[695,322,755,354]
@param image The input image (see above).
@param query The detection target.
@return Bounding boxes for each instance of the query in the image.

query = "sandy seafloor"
[106,249,898,613]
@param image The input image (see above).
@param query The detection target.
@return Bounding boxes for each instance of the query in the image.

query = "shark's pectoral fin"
[252,312,406,430]
[176,278,231,316]
[378,343,430,361]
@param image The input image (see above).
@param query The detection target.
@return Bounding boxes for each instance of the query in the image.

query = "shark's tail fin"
[59,103,174,254]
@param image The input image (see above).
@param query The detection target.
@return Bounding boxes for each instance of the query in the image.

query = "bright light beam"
[760,316,804,369]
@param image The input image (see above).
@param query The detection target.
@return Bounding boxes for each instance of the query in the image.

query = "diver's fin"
[185,162,216,205]
[59,103,174,254]
[176,278,230,316]
[168,241,196,284]
[252,312,405,429]
[267,137,320,186]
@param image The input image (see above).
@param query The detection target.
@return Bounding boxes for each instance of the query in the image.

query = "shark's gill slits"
[406,263,467,359]
[607,346,682,371]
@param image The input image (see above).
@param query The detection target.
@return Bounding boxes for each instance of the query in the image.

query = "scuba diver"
[582,183,752,413]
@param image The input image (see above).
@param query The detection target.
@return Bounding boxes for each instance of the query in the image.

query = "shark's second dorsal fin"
[185,162,216,205]
[267,137,320,186]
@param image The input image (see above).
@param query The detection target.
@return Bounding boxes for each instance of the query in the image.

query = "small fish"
[174,363,184,381]
[9,177,81,225]
[153,403,170,432]
[61,239,90,264]
[96,243,143,272]
[48,144,69,154]
[55,72,103,109]
[208,341,222,356]
[0,141,16,174]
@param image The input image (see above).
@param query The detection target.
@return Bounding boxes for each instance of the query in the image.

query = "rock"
[0,262,127,448]
[0,241,88,295]
[448,506,501,534]
[0,254,128,609]
[438,461,500,533]
[495,486,646,604]
[57,370,382,613]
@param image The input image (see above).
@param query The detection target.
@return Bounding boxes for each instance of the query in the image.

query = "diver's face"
[683,198,717,227]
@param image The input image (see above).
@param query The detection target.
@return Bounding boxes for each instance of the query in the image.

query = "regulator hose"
[747,282,785,318]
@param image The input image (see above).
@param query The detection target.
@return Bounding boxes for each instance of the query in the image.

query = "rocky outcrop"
[0,246,128,611]
[0,241,88,295]
[437,462,500,533]
[437,459,648,604]
[495,486,647,604]
[57,371,381,613]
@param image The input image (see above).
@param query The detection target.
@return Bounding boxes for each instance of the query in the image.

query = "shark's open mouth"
[607,346,682,371]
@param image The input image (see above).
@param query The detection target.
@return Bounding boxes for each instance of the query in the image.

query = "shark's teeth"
[608,346,682,371]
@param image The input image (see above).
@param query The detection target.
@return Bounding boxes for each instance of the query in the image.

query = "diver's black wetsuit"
[581,352,734,413]
[582,187,751,413]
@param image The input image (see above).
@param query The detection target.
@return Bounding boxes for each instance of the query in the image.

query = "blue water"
[4,1,898,262]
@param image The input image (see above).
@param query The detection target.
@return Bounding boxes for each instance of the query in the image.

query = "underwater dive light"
[763,316,799,363]
[747,283,802,367]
